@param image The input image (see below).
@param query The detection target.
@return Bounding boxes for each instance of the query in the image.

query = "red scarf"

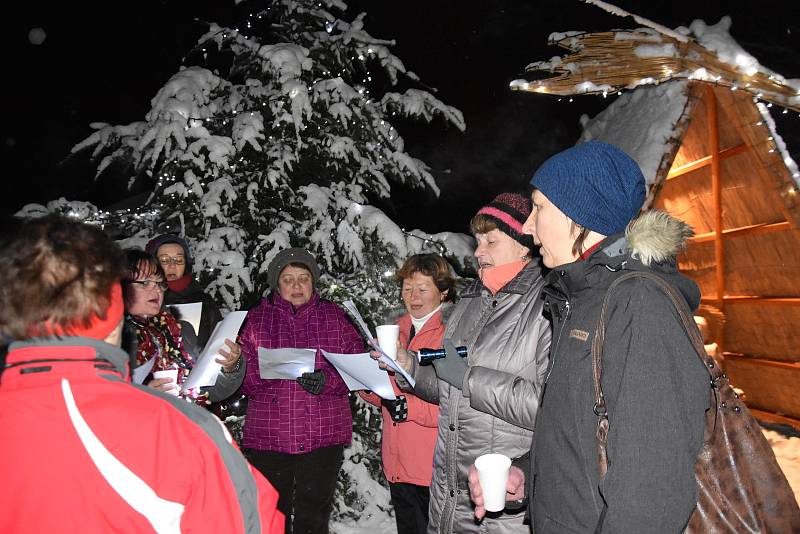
[578,240,604,261]
[167,274,193,293]
[480,260,528,295]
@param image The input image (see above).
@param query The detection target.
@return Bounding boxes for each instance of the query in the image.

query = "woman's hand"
[147,377,177,393]
[216,338,242,372]
[369,339,413,373]
[468,464,526,520]
[393,342,413,373]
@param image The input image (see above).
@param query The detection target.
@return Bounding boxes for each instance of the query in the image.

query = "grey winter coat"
[400,260,551,534]
[529,211,709,533]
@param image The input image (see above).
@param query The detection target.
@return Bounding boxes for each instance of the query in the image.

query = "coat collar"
[461,259,544,298]
[270,291,321,315]
[7,337,131,379]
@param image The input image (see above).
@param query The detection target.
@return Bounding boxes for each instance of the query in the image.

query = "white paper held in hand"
[167,302,203,337]
[320,350,396,400]
[475,453,512,512]
[258,348,317,379]
[341,300,415,387]
[132,355,156,385]
[341,300,374,339]
[182,311,248,391]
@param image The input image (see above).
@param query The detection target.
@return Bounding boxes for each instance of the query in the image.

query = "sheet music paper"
[341,299,416,388]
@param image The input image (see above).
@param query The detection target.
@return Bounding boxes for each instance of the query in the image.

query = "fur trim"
[626,210,694,266]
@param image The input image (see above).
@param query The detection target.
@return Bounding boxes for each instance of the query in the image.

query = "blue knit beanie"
[530,141,646,236]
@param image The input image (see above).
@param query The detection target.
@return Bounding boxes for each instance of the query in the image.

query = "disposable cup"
[475,453,511,512]
[376,324,400,360]
[152,369,180,396]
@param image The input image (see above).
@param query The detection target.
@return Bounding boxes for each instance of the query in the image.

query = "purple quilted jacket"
[239,291,364,454]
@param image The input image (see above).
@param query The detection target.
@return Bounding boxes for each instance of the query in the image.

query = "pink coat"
[360,310,443,486]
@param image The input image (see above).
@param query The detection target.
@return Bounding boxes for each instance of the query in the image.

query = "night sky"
[4,0,799,233]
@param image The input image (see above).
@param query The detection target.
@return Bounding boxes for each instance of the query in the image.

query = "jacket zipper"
[544,299,570,384]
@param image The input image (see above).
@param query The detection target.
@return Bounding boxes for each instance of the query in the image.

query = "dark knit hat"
[475,193,534,250]
[530,141,646,236]
[145,234,193,272]
[267,248,321,289]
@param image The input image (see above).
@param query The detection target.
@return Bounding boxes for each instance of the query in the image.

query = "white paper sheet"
[341,299,416,388]
[167,302,203,336]
[258,348,317,379]
[182,311,248,391]
[131,355,156,385]
[321,350,396,400]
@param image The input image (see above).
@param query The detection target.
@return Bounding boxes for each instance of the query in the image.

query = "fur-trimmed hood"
[625,210,694,267]
[549,209,701,312]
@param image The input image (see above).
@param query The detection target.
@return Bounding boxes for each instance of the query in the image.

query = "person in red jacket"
[0,214,283,534]
[361,254,456,534]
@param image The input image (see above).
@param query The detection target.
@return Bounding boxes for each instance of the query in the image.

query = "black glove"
[431,339,468,390]
[381,395,408,422]
[297,371,325,395]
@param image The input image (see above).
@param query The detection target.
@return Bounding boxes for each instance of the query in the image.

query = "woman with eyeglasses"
[123,250,244,404]
[146,234,222,349]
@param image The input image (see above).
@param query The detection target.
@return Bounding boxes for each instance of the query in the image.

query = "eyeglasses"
[157,256,185,266]
[126,280,168,291]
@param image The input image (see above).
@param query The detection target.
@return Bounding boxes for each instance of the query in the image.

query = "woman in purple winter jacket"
[237,248,364,534]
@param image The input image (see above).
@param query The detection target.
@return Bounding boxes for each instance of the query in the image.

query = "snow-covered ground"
[763,428,800,505]
[332,427,800,533]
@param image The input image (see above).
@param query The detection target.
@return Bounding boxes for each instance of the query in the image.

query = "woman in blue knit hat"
[468,141,709,533]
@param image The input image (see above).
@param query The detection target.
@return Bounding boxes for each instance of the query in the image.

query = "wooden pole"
[707,85,726,353]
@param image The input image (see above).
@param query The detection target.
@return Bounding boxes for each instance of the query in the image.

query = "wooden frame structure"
[517,28,800,423]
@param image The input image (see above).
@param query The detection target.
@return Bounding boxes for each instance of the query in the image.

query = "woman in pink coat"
[361,254,456,534]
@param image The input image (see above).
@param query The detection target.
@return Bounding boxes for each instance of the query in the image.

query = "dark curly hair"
[0,215,126,340]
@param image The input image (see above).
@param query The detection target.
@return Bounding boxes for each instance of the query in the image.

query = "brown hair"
[121,250,166,305]
[470,213,533,259]
[0,215,126,340]
[570,222,591,257]
[469,213,499,235]
[395,254,456,303]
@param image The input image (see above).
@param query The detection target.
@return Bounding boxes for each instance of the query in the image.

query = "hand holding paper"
[322,350,396,400]
[182,311,248,391]
[216,339,242,372]
[343,300,415,388]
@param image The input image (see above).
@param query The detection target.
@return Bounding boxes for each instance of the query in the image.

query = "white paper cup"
[376,324,400,360]
[152,369,180,396]
[475,453,511,512]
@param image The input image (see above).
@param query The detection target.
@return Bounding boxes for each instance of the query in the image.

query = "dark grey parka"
[530,211,709,533]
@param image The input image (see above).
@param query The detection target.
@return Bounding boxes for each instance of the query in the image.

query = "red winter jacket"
[0,337,284,534]
[360,310,442,486]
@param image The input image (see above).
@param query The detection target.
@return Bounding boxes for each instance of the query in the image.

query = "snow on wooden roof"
[511,18,800,112]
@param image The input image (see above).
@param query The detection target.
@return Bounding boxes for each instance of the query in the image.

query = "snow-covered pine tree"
[62,0,469,527]
[72,0,465,315]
